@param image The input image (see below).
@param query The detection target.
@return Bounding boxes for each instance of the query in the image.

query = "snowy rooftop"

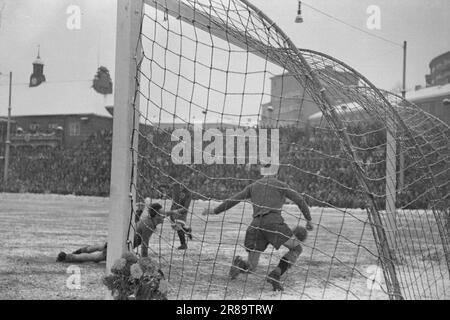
[0,81,113,118]
[406,83,450,102]
[308,102,363,122]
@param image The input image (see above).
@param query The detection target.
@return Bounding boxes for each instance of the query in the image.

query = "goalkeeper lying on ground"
[202,163,313,291]
[133,199,188,257]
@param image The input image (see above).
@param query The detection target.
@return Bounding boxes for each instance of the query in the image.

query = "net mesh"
[125,0,450,300]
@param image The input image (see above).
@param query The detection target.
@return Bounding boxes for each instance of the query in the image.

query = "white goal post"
[106,0,144,280]
[385,109,398,254]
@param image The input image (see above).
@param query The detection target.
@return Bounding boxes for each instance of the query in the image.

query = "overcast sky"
[0,0,449,93]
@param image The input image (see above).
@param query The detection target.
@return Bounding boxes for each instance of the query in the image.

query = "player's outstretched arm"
[202,186,251,216]
[284,187,313,231]
[164,207,188,220]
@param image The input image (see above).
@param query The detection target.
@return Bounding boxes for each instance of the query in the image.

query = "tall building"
[406,84,450,125]
[425,51,450,87]
[260,67,359,128]
[406,51,450,125]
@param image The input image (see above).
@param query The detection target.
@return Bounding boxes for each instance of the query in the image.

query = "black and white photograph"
[0,0,449,303]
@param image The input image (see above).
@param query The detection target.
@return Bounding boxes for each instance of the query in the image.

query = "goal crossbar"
[144,0,291,68]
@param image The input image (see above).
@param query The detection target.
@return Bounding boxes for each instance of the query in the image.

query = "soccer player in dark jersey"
[202,164,313,291]
[170,181,193,250]
[134,200,188,257]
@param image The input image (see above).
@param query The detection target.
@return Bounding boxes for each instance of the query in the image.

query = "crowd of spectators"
[0,130,112,196]
[0,123,445,210]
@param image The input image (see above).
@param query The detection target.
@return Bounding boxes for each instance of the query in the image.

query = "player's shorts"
[244,213,293,252]
[171,219,187,231]
[170,210,188,231]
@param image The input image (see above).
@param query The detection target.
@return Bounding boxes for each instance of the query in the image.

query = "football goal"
[107,0,450,300]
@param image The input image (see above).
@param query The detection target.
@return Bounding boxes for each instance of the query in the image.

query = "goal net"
[110,0,450,300]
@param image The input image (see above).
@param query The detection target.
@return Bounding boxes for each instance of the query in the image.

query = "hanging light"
[295,1,304,23]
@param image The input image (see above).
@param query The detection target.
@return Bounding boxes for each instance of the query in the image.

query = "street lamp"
[0,71,12,185]
[295,1,304,23]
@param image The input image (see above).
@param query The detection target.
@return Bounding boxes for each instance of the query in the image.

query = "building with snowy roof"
[406,83,450,125]
[0,53,114,148]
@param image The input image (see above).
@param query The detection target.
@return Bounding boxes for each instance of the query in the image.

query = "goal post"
[106,0,144,279]
[385,107,398,257]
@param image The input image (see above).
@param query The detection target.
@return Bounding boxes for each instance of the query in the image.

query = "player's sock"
[277,258,290,275]
[72,246,87,255]
[277,246,303,276]
[278,246,303,275]
[183,226,193,240]
[267,268,283,291]
[267,246,303,290]
[177,230,187,250]
[229,256,249,279]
